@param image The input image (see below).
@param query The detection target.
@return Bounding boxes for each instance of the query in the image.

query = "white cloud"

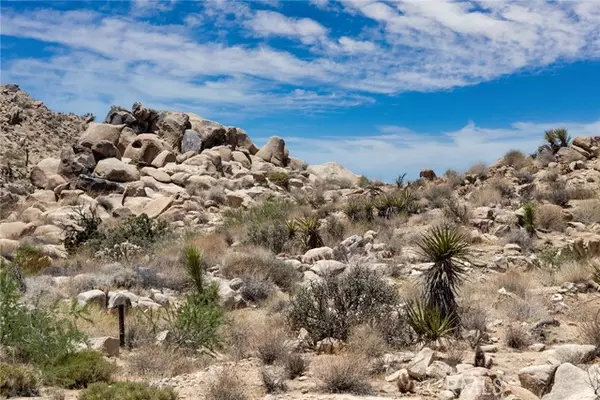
[285,120,600,181]
[246,10,328,44]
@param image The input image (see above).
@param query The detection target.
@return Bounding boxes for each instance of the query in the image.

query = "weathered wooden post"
[118,304,125,347]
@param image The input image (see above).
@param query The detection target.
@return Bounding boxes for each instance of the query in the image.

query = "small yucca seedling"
[184,246,205,294]
[296,216,324,250]
[522,203,536,236]
[286,219,298,239]
[405,300,454,343]
[396,173,407,188]
[363,200,374,222]
[343,201,363,222]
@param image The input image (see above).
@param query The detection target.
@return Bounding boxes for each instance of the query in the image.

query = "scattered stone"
[89,336,120,357]
[518,364,558,396]
[408,347,434,380]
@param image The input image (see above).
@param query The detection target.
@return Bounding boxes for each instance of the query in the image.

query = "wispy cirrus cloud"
[0,0,599,118]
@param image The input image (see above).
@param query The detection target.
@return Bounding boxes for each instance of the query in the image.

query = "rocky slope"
[1,86,600,400]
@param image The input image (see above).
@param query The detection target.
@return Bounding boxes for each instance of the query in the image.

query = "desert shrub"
[247,221,290,254]
[0,266,87,367]
[128,346,194,379]
[443,198,471,224]
[0,363,39,397]
[459,303,488,333]
[470,187,502,207]
[324,215,346,243]
[347,325,388,359]
[542,128,571,154]
[492,271,530,298]
[44,350,115,389]
[503,149,528,169]
[515,169,534,184]
[254,326,288,365]
[405,301,454,343]
[422,183,453,209]
[374,189,419,217]
[64,207,103,254]
[505,325,531,349]
[100,214,169,251]
[572,200,600,225]
[221,248,299,291]
[268,172,290,190]
[489,178,514,198]
[316,355,372,395]
[521,202,536,235]
[239,279,272,303]
[554,261,592,284]
[504,297,545,323]
[284,352,308,379]
[580,309,600,351]
[287,266,400,342]
[467,162,488,180]
[261,367,287,393]
[206,368,247,400]
[12,245,51,275]
[444,169,464,188]
[445,340,467,366]
[537,247,574,269]
[536,148,555,167]
[171,283,224,350]
[78,382,177,400]
[536,181,570,207]
[535,204,566,231]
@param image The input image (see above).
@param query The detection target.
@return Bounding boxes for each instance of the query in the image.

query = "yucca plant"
[343,200,364,222]
[296,216,324,250]
[417,224,469,326]
[184,246,205,294]
[286,219,298,239]
[363,184,383,198]
[543,128,571,154]
[363,200,374,222]
[522,203,536,236]
[395,173,407,189]
[405,300,454,343]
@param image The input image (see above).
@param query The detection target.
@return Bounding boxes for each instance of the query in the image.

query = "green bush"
[0,265,86,366]
[288,216,324,250]
[268,172,290,190]
[247,221,289,254]
[0,363,39,398]
[64,207,103,254]
[172,283,224,350]
[44,350,115,389]
[12,245,51,275]
[287,266,401,343]
[101,214,168,250]
[79,382,177,400]
[405,300,453,343]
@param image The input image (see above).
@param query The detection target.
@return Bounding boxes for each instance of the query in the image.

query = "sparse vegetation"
[44,350,115,389]
[572,199,600,225]
[268,171,290,190]
[521,202,536,236]
[206,368,247,400]
[261,367,287,393]
[12,244,51,275]
[580,309,600,351]
[442,198,471,225]
[316,355,372,395]
[405,300,454,343]
[0,363,39,398]
[535,204,566,232]
[505,324,531,349]
[503,149,529,169]
[284,352,308,379]
[78,382,177,400]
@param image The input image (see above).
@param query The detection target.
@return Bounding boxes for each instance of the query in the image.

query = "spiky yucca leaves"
[544,128,571,154]
[343,200,364,222]
[405,300,454,343]
[522,203,536,236]
[286,219,298,239]
[184,246,206,294]
[395,173,407,188]
[296,216,324,250]
[417,224,469,326]
[375,189,416,218]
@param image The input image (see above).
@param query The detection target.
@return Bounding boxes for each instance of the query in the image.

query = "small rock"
[407,347,434,380]
[89,336,120,357]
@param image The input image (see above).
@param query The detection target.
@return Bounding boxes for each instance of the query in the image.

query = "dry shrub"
[284,352,308,379]
[505,324,531,349]
[554,261,592,284]
[261,367,287,393]
[206,187,227,205]
[572,200,600,225]
[347,325,388,359]
[459,302,489,333]
[467,162,488,179]
[502,149,529,169]
[579,306,600,349]
[222,310,269,361]
[568,185,596,200]
[536,181,570,207]
[221,247,299,291]
[444,169,464,188]
[444,340,468,366]
[422,183,453,209]
[535,204,567,232]
[206,368,247,400]
[502,229,534,253]
[315,355,373,395]
[254,326,289,365]
[491,271,531,298]
[470,187,502,207]
[504,296,546,323]
[489,177,513,198]
[128,345,196,379]
[536,149,555,167]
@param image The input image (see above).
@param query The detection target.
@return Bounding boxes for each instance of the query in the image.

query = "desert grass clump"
[504,297,546,323]
[505,325,531,349]
[79,382,177,400]
[417,224,469,325]
[128,345,195,379]
[491,271,531,298]
[316,355,373,395]
[422,183,453,209]
[347,325,388,359]
[521,203,536,236]
[444,169,464,188]
[535,204,567,232]
[0,363,39,398]
[536,181,570,207]
[268,171,290,190]
[43,350,115,389]
[554,261,592,284]
[459,303,489,334]
[442,198,471,225]
[503,149,529,169]
[572,199,600,225]
[580,308,600,351]
[489,177,514,198]
[254,327,289,365]
[261,367,287,394]
[467,162,488,180]
[12,245,51,276]
[470,187,502,207]
[284,352,308,379]
[206,368,247,400]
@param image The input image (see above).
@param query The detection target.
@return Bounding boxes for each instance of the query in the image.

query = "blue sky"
[1,0,599,180]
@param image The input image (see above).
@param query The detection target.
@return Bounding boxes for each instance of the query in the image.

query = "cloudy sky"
[1,0,599,180]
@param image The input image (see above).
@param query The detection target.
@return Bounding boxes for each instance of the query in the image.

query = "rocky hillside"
[0,87,599,400]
